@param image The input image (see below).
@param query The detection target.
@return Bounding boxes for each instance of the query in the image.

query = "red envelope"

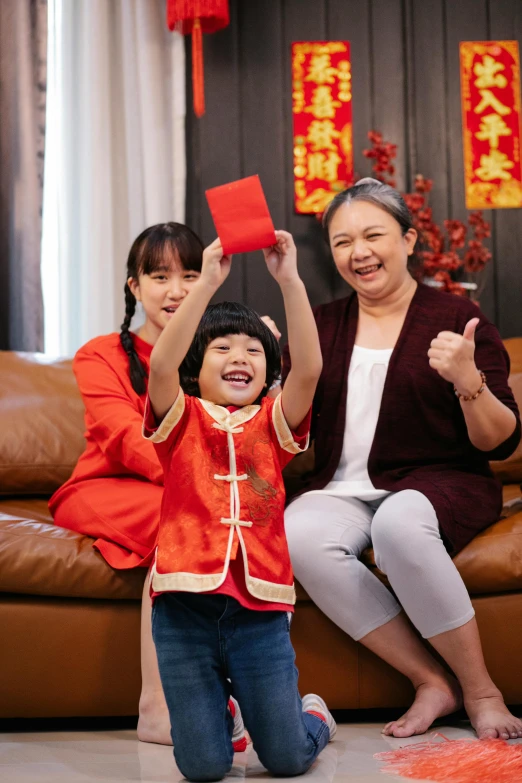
[205,175,277,255]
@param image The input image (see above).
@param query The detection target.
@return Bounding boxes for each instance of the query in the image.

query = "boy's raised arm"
[149,239,231,422]
[262,231,322,431]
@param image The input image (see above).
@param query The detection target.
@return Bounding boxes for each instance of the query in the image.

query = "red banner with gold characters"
[460,41,522,209]
[292,41,353,214]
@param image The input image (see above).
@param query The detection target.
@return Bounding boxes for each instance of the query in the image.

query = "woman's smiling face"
[328,200,417,299]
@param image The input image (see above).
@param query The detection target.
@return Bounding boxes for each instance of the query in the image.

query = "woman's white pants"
[285,490,475,640]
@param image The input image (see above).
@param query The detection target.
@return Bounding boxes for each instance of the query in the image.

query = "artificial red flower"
[432,271,467,296]
[403,193,425,214]
[421,252,440,275]
[464,240,492,272]
[433,270,450,283]
[446,280,468,296]
[414,174,433,194]
[416,207,434,229]
[363,132,397,185]
[422,251,460,274]
[468,211,491,240]
[440,251,463,271]
[367,131,383,145]
[421,225,444,254]
[444,220,467,250]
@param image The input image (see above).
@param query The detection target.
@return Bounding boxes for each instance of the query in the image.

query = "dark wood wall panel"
[409,0,449,225]
[281,0,333,308]
[489,0,522,338]
[186,0,522,338]
[186,2,244,303]
[444,0,497,323]
[237,0,287,328]
[371,0,408,190]
[326,0,370,301]
[327,0,372,181]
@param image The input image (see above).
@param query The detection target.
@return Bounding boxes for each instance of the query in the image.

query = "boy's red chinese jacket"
[144,391,309,604]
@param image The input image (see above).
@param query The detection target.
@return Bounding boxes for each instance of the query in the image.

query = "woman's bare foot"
[137,692,173,745]
[382,676,462,738]
[464,688,522,740]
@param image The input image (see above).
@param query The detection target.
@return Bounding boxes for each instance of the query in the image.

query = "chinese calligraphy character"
[337,59,352,101]
[307,151,342,182]
[475,149,514,181]
[337,60,351,78]
[292,89,305,113]
[305,54,337,84]
[475,113,512,148]
[292,52,306,81]
[305,86,341,119]
[307,120,341,151]
[473,55,508,89]
[474,89,511,116]
[295,180,307,200]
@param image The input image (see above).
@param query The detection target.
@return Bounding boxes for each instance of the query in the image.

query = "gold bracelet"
[454,370,487,401]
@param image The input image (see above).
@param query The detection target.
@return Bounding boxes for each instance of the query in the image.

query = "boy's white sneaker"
[228,696,248,752]
[302,693,337,741]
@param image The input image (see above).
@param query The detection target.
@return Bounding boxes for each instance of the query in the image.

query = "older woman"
[284,178,522,740]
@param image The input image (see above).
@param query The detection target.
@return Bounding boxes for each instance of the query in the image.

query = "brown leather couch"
[1,343,522,719]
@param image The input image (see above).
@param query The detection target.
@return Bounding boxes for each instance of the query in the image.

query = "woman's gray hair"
[322,177,414,240]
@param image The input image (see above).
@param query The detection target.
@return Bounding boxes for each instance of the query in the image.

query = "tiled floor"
[0,722,496,783]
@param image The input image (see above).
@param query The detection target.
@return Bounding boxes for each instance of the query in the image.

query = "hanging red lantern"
[166,0,230,118]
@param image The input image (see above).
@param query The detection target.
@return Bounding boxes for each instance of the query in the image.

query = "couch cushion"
[452,494,522,594]
[0,353,85,495]
[0,499,145,600]
[504,337,522,375]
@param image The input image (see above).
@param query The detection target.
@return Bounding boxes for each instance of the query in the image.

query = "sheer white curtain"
[42,0,185,355]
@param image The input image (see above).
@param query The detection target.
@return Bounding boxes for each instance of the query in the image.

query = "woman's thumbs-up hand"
[428,317,483,395]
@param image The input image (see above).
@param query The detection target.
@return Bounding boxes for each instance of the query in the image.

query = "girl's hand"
[428,317,483,395]
[262,230,299,286]
[200,238,232,291]
[260,315,281,342]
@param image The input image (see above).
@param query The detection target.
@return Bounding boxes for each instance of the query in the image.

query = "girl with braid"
[50,222,251,748]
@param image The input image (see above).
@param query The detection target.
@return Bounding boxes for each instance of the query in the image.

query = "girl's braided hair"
[120,222,204,394]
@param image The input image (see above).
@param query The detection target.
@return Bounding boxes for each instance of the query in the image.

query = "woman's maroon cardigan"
[282,283,521,555]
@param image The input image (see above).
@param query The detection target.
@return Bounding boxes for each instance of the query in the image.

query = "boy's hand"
[262,231,299,286]
[200,238,232,291]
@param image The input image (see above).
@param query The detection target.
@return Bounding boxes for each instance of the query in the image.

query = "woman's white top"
[309,344,393,501]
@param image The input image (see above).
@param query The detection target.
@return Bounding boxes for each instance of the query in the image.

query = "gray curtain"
[0,0,47,351]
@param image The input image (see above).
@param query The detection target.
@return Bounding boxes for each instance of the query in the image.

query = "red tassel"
[165,0,229,118]
[375,734,522,783]
[192,18,205,118]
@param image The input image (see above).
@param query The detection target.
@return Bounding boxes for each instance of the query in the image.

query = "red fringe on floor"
[375,733,522,782]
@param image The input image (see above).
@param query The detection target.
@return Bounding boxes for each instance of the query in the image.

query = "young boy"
[144,232,335,781]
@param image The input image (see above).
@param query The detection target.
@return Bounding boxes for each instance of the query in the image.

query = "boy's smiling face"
[198,333,267,407]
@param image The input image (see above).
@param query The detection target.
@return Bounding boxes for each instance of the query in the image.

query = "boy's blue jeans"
[152,592,330,781]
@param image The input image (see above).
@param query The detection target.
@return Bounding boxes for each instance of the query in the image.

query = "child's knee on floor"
[262,756,315,778]
[255,741,319,778]
[175,752,233,783]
